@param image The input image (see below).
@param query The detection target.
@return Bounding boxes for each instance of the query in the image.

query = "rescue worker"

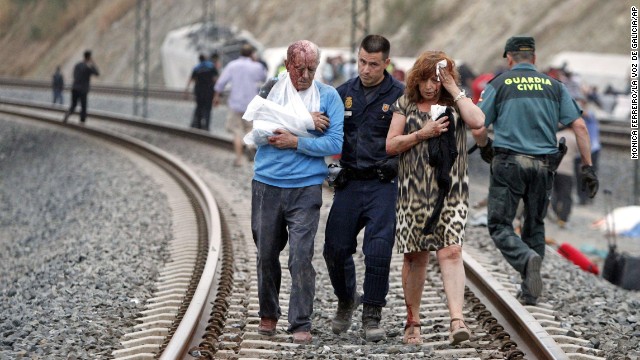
[323,34,405,342]
[472,36,599,305]
[185,54,218,131]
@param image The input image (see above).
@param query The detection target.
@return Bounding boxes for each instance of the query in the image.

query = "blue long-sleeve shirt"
[253,80,344,188]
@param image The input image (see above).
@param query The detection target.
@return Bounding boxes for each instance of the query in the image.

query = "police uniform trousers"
[251,180,321,333]
[323,178,396,307]
[191,93,213,130]
[68,89,88,122]
[487,152,552,278]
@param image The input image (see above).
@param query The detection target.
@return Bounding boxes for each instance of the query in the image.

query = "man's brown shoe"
[258,317,277,336]
[292,331,312,344]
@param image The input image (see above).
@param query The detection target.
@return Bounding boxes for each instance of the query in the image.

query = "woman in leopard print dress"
[386,51,484,346]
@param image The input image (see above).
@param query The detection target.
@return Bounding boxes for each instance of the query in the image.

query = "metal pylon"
[350,0,369,55]
[202,0,215,28]
[133,0,150,118]
[201,0,216,51]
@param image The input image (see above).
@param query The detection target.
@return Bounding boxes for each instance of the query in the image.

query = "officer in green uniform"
[471,36,599,305]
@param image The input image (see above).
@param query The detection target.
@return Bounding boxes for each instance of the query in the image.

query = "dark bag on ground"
[603,245,640,290]
[601,189,640,290]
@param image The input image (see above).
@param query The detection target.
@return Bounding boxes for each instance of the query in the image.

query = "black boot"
[331,293,361,334]
[362,304,384,342]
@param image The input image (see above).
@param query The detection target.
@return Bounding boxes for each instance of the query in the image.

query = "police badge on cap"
[503,36,535,58]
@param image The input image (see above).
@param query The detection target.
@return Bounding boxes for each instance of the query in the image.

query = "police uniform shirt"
[479,63,582,155]
[337,71,405,170]
[72,62,99,94]
[192,61,217,98]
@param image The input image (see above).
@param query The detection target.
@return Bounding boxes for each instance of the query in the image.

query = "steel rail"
[0,98,233,150]
[463,251,568,360]
[0,77,189,100]
[0,105,222,360]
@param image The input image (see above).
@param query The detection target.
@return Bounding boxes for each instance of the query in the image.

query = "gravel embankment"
[0,119,172,359]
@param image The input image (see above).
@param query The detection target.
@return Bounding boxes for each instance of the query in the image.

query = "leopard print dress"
[393,95,469,253]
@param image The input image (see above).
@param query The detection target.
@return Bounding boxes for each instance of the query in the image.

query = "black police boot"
[523,252,543,298]
[331,292,361,334]
[362,304,384,342]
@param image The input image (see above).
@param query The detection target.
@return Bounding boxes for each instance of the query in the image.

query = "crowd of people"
[227,33,600,346]
[51,34,602,346]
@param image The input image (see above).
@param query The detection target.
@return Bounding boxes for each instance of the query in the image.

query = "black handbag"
[601,190,640,290]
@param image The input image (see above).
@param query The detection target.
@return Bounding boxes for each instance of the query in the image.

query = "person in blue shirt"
[323,35,405,342]
[472,36,599,305]
[185,54,218,131]
[52,66,64,105]
[251,40,344,345]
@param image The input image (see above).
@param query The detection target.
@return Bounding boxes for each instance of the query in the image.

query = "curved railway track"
[0,101,608,359]
[0,78,189,101]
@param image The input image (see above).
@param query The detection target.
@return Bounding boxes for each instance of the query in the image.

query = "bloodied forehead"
[287,40,320,65]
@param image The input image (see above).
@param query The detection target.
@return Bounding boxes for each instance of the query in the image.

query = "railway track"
[0,77,189,101]
[0,101,608,359]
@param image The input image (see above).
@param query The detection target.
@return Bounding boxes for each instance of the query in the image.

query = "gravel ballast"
[0,119,172,359]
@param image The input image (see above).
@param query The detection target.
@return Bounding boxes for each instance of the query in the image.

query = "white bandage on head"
[436,59,447,81]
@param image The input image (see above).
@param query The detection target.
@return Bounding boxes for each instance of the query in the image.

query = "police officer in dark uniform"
[187,54,218,130]
[63,50,99,123]
[472,36,599,305]
[323,35,404,342]
[52,66,64,105]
